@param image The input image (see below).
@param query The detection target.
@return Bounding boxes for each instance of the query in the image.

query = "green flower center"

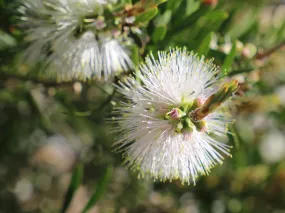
[164,99,207,135]
[164,80,239,135]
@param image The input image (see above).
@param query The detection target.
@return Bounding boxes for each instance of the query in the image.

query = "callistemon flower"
[49,31,101,81]
[114,48,238,184]
[101,37,134,81]
[18,0,132,80]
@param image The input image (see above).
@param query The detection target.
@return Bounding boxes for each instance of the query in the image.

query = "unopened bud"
[125,4,133,11]
[176,122,184,133]
[192,97,204,110]
[202,0,218,7]
[242,43,257,59]
[94,16,106,30]
[195,120,207,132]
[125,16,136,24]
[182,118,195,136]
[73,82,82,95]
[165,108,186,120]
[190,80,238,120]
[184,118,196,131]
[180,101,193,113]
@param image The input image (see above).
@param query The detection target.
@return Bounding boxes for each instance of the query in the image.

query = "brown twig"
[255,40,285,60]
[0,71,79,87]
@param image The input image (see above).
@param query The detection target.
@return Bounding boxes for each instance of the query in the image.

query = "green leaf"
[61,164,84,213]
[221,41,236,76]
[196,32,212,57]
[81,166,113,213]
[228,125,241,149]
[176,10,228,51]
[185,0,200,17]
[227,7,259,39]
[154,10,172,26]
[135,7,158,23]
[121,0,132,3]
[169,5,209,36]
[0,30,16,50]
[152,0,167,5]
[167,0,183,11]
[276,20,285,41]
[228,67,256,76]
[130,45,140,66]
[152,26,167,43]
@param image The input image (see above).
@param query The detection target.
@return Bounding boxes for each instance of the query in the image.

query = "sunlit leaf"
[221,40,236,76]
[61,164,84,213]
[82,166,113,213]
[135,7,158,23]
[152,26,167,43]
[196,32,212,57]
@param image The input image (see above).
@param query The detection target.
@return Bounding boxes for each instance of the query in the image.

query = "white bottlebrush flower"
[259,130,285,163]
[101,38,134,81]
[48,31,101,81]
[114,48,234,184]
[19,0,132,80]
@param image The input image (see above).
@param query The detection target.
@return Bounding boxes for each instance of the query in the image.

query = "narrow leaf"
[167,0,183,11]
[228,7,259,39]
[221,41,236,76]
[152,26,167,43]
[185,0,200,17]
[135,7,158,23]
[196,32,212,57]
[0,30,17,50]
[170,4,208,34]
[61,164,84,213]
[228,125,240,149]
[82,166,113,213]
[228,67,256,76]
[130,45,140,66]
[154,10,172,26]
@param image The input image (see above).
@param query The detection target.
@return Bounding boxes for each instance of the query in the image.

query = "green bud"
[165,108,186,120]
[176,121,183,133]
[182,118,195,133]
[194,120,207,132]
[190,80,238,120]
[179,101,193,113]
[184,118,195,129]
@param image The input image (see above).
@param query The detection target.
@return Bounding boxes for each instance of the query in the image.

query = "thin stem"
[0,71,79,87]
[255,40,285,60]
[95,88,117,113]
[0,71,113,94]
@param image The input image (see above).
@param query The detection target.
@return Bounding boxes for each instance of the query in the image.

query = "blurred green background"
[1,0,285,212]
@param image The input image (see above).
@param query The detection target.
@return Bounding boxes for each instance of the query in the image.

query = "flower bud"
[165,108,186,120]
[182,118,195,136]
[191,80,238,121]
[202,0,218,7]
[195,120,207,132]
[176,121,184,133]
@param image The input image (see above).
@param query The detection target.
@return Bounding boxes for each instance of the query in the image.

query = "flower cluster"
[114,48,237,184]
[19,0,237,184]
[18,0,133,80]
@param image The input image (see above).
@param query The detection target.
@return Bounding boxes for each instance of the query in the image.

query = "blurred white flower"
[113,48,233,184]
[275,85,285,105]
[101,38,133,80]
[14,178,34,202]
[259,130,285,163]
[31,135,77,173]
[50,31,101,80]
[19,0,132,80]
